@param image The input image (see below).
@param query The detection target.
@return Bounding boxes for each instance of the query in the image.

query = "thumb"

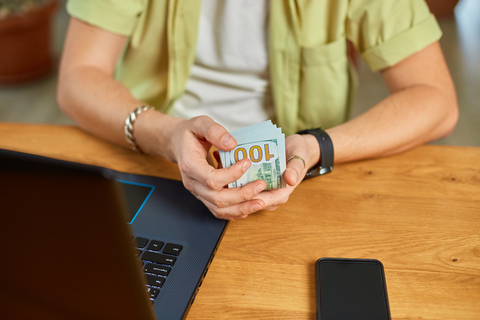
[284,155,307,187]
[192,116,237,151]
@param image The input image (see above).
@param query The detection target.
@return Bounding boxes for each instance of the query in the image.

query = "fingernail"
[254,184,264,194]
[222,135,236,149]
[251,204,262,212]
[242,160,251,172]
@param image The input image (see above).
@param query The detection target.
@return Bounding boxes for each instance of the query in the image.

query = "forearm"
[326,84,458,164]
[57,66,180,160]
[256,84,457,214]
[301,42,458,166]
[57,17,268,219]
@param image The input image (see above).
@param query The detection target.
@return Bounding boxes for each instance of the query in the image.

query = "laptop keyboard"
[134,237,183,301]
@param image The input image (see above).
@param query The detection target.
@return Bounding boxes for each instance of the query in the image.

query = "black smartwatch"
[296,127,334,179]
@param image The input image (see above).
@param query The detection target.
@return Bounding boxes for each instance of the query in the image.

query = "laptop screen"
[0,149,156,320]
[0,148,228,320]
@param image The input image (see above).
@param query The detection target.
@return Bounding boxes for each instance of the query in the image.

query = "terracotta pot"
[425,0,460,18]
[0,0,58,85]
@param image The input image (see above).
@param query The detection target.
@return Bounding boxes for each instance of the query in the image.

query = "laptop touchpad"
[115,180,154,224]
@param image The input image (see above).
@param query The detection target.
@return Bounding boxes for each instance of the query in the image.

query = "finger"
[197,194,265,220]
[191,116,237,151]
[189,158,253,191]
[188,177,267,208]
[263,205,279,211]
[253,188,290,209]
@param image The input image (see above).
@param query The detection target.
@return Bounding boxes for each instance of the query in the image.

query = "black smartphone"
[315,258,391,320]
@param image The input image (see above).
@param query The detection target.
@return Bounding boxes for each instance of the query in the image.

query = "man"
[58,0,458,220]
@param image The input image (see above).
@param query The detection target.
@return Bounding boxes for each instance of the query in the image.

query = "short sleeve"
[347,0,442,72]
[66,0,146,36]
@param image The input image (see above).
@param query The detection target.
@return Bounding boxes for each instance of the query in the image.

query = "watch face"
[319,167,333,175]
[304,167,320,180]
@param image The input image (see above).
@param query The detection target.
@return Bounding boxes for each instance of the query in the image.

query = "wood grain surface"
[1,122,479,320]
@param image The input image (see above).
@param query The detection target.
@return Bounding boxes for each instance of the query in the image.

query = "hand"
[168,116,267,220]
[253,134,320,210]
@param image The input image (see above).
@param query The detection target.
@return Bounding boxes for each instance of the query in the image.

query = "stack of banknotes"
[219,120,286,190]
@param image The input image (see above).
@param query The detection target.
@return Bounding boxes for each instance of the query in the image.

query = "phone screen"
[316,258,390,320]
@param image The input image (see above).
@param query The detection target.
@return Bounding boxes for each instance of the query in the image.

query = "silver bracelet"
[124,105,155,153]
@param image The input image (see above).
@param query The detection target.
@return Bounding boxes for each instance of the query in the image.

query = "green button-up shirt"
[67,0,442,135]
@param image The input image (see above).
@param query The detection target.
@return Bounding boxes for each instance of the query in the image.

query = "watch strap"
[296,128,334,179]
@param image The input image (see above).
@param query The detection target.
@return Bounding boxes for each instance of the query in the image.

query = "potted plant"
[0,0,57,85]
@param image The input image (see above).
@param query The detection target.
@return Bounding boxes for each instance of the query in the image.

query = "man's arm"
[327,41,458,163]
[258,41,458,209]
[58,18,268,220]
[57,18,138,149]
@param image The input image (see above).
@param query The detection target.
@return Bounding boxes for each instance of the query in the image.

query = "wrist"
[296,127,334,178]
[303,134,321,170]
[134,110,183,162]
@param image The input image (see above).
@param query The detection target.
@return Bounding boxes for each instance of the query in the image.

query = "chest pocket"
[298,36,352,130]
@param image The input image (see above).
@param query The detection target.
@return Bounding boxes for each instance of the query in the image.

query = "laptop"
[0,148,228,320]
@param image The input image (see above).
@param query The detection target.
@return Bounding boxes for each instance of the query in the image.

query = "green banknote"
[219,121,286,190]
[223,140,282,189]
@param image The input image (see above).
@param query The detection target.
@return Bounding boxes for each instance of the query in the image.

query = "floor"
[0,0,479,147]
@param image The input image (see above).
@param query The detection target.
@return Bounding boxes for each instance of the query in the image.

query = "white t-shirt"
[170,0,274,132]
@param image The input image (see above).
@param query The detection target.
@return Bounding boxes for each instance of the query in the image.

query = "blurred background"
[0,0,478,147]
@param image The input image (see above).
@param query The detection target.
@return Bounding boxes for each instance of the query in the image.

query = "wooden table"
[1,123,479,320]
